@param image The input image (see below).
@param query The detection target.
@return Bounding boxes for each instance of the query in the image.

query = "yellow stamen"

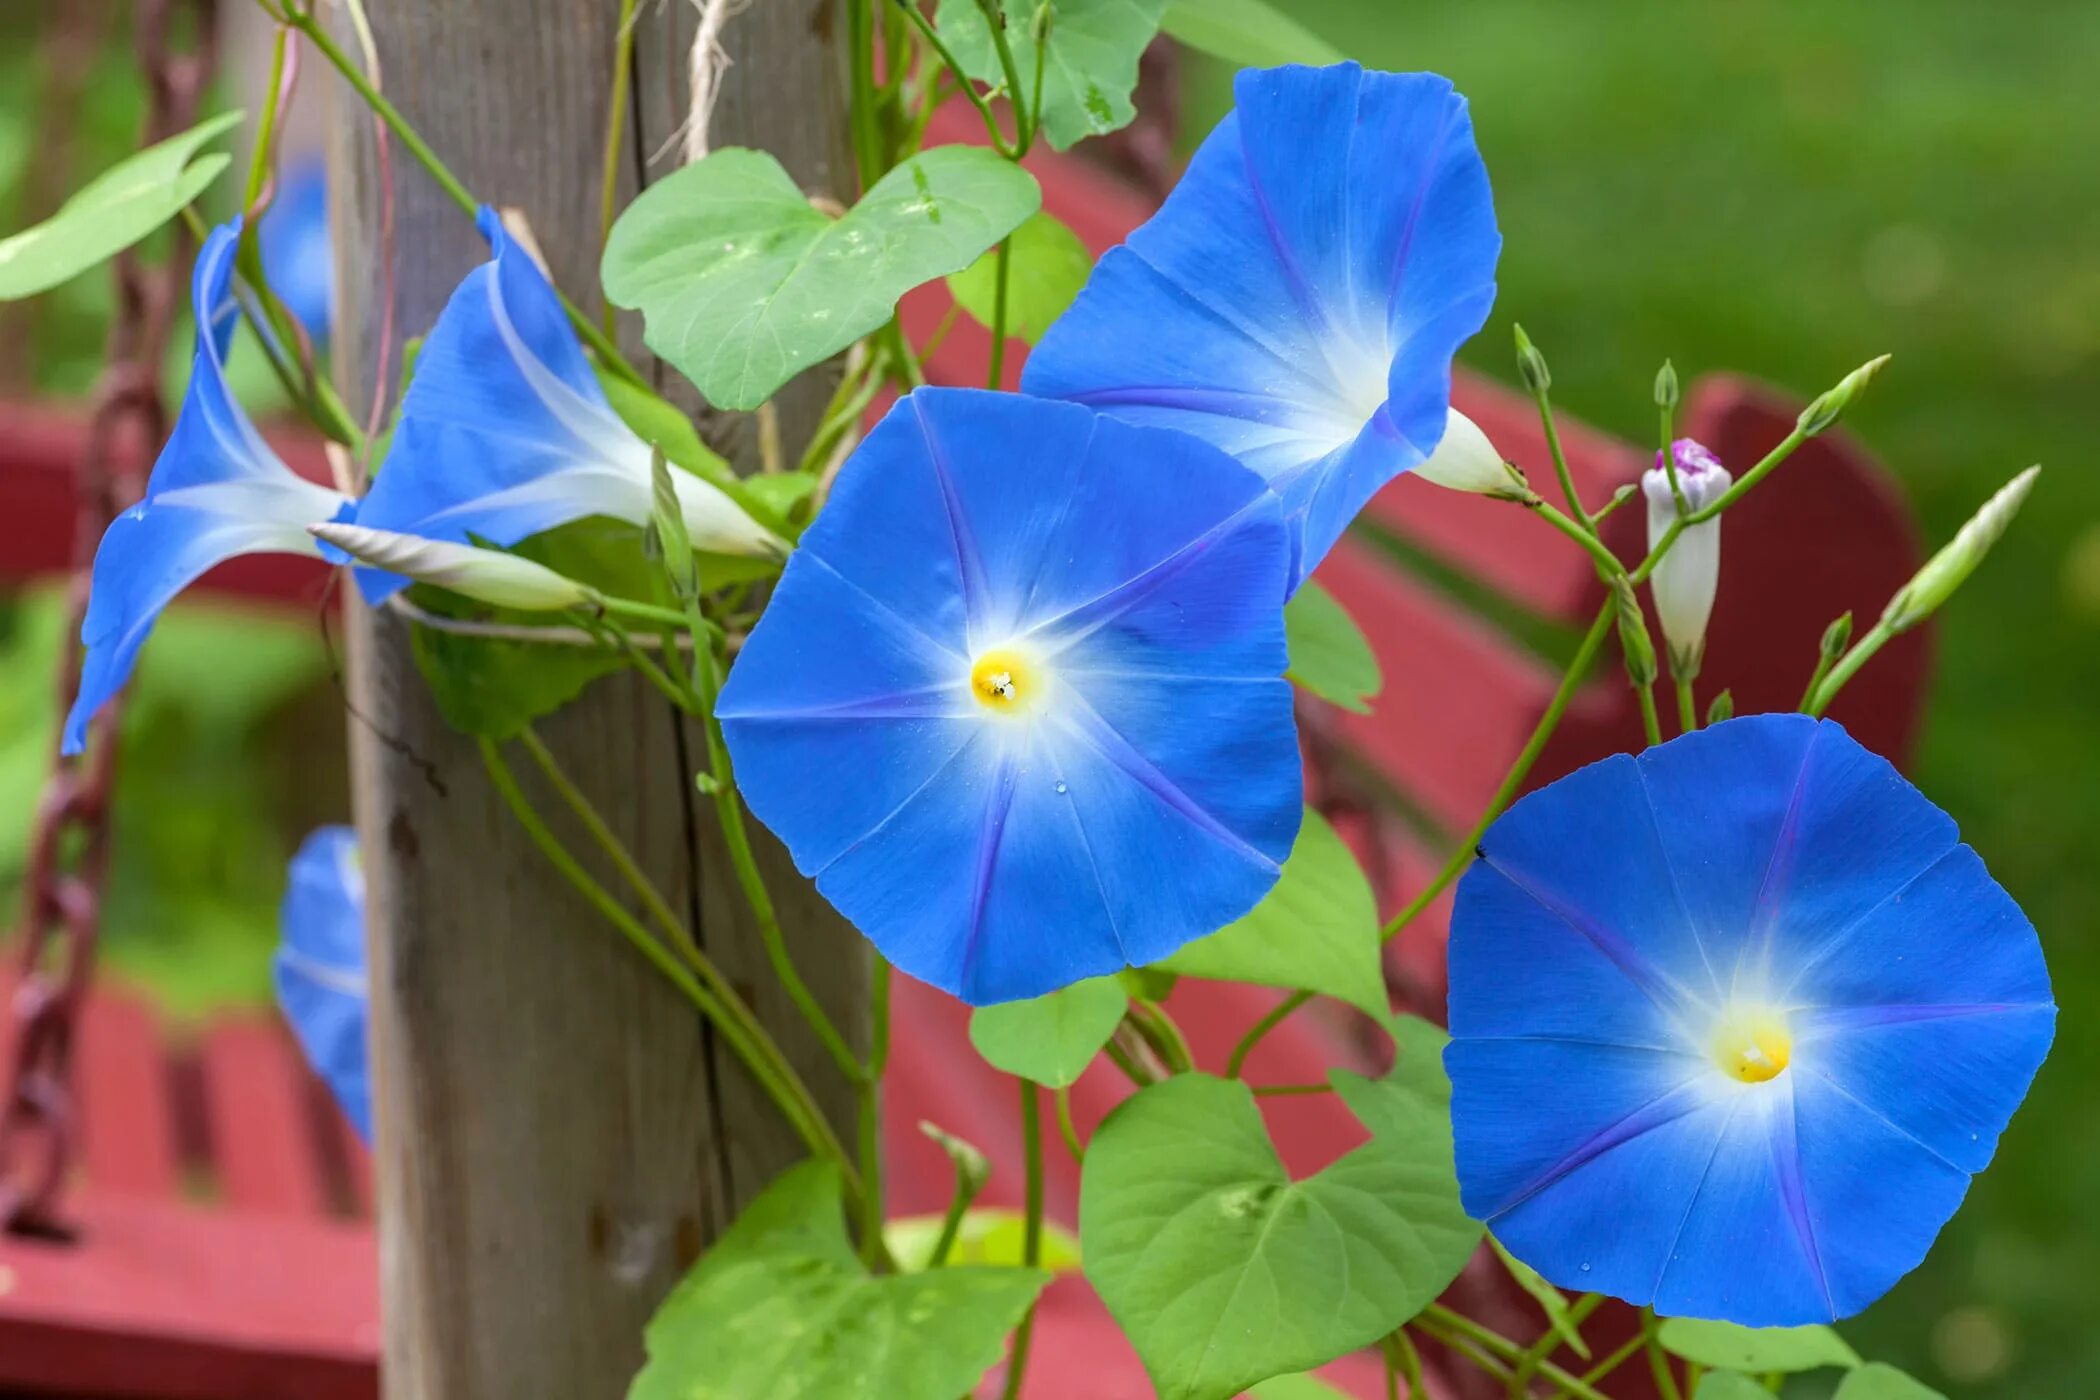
[969,647,1038,713]
[1711,1008,1792,1084]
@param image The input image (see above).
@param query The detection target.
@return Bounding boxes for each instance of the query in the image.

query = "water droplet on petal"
[1054,781,1068,794]
[1579,1262,1592,1273]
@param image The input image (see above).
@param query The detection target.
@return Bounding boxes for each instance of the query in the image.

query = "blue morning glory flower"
[353,207,782,604]
[1022,63,1499,589]
[62,220,355,754]
[1445,714,2053,1325]
[716,388,1302,1005]
[259,158,332,343]
[275,826,371,1141]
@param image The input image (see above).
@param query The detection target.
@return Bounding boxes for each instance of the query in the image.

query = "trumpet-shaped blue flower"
[62,220,355,754]
[1446,715,2053,1325]
[259,159,332,343]
[1022,63,1499,589]
[275,826,370,1141]
[353,207,782,603]
[717,388,1302,1005]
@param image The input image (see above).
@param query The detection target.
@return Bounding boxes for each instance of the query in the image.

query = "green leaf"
[1160,0,1343,68]
[1284,579,1381,714]
[0,110,242,301]
[630,1161,1046,1400]
[936,0,1171,151]
[1489,1235,1591,1360]
[1833,1363,1947,1399]
[1080,1033,1479,1400]
[408,519,657,740]
[1160,808,1385,1018]
[1692,1374,1772,1400]
[946,210,1093,344]
[604,145,1039,410]
[1658,1318,1861,1373]
[886,1209,1084,1274]
[595,370,736,489]
[969,975,1128,1087]
[1248,1375,1351,1400]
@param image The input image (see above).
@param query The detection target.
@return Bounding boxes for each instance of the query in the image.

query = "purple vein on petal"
[1024,496,1267,656]
[1477,853,1705,1026]
[1052,691,1280,878]
[956,749,1022,1001]
[1483,1074,1710,1221]
[1772,1085,1839,1320]
[912,395,992,641]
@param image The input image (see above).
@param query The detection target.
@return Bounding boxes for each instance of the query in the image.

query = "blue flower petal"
[259,159,333,342]
[1023,63,1499,588]
[274,826,370,1141]
[1446,714,2052,1323]
[720,388,1299,1003]
[354,207,774,602]
[62,221,350,754]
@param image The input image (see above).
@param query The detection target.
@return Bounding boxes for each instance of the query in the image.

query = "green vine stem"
[597,0,639,336]
[1417,1304,1614,1400]
[860,957,892,1266]
[1000,1077,1047,1400]
[1053,1085,1085,1162]
[478,737,861,1206]
[1642,1308,1686,1400]
[279,2,647,388]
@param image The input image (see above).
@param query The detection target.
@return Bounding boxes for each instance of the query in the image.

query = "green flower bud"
[1883,466,2039,633]
[1797,353,1892,437]
[648,447,699,604]
[1819,611,1854,662]
[1654,359,1679,410]
[1513,323,1551,395]
[1705,689,1735,725]
[312,523,600,612]
[1611,575,1657,688]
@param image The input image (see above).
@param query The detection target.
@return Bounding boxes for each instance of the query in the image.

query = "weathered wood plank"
[323,4,861,1396]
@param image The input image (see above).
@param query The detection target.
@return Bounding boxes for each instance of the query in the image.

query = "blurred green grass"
[1193,3,2097,1394]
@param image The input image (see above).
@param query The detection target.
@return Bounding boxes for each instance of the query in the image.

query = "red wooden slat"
[0,1188,378,1400]
[196,1017,330,1217]
[74,990,182,1200]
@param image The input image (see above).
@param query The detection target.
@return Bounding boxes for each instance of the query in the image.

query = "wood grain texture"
[323,4,861,1396]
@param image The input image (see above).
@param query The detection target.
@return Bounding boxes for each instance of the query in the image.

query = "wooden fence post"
[324,4,862,1396]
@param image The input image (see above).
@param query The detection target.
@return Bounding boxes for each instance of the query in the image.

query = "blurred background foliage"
[1,1,2092,1394]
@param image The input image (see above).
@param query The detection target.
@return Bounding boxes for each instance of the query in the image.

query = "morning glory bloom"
[1643,438,1732,674]
[1446,714,2053,1325]
[1023,63,1499,589]
[717,388,1302,1004]
[275,826,371,1141]
[353,206,783,603]
[259,159,332,343]
[62,220,355,754]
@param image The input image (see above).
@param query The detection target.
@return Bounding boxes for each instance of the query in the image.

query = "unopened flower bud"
[1513,323,1550,395]
[648,448,700,604]
[1642,439,1733,676]
[1413,409,1528,498]
[1654,359,1679,410]
[1883,466,2039,633]
[1611,575,1657,688]
[1705,689,1734,725]
[1797,354,1891,437]
[1819,611,1854,663]
[312,523,600,612]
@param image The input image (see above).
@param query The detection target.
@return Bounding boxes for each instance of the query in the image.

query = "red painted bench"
[0,118,1931,1398]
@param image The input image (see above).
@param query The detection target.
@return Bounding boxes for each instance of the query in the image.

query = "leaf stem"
[1643,1309,1685,1400]
[597,0,639,337]
[1635,683,1663,747]
[888,0,1018,158]
[1802,617,1896,717]
[861,956,892,1265]
[986,235,1013,387]
[1419,1305,1615,1400]
[1052,1085,1084,1162]
[1000,1078,1046,1400]
[1532,500,1626,579]
[1675,675,1698,734]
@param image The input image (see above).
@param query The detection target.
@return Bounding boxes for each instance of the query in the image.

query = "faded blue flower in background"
[717,388,1302,1005]
[275,826,370,1141]
[1446,714,2053,1325]
[259,158,332,344]
[353,206,783,604]
[62,220,354,754]
[1023,63,1500,590]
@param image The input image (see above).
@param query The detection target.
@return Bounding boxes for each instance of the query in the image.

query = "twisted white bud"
[312,523,599,612]
[1643,439,1733,676]
[1414,409,1526,498]
[1884,465,2039,633]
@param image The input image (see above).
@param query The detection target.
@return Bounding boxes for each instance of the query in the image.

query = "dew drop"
[1054,781,1068,795]
[1579,1262,1592,1273]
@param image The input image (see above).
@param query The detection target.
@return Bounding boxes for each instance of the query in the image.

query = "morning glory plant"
[23,4,2058,1396]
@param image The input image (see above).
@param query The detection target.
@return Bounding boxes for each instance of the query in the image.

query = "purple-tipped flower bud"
[1643,438,1733,677]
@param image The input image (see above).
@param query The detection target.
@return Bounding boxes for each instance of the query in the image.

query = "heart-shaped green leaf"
[970,975,1128,1087]
[604,145,1038,410]
[0,110,242,301]
[935,0,1171,151]
[629,1161,1046,1400]
[1248,1374,1351,1399]
[947,210,1093,345]
[1834,1363,1946,1399]
[1693,1374,1772,1400]
[1160,808,1385,1019]
[1658,1318,1861,1373]
[1284,580,1382,714]
[1160,0,1344,69]
[1080,1019,1479,1400]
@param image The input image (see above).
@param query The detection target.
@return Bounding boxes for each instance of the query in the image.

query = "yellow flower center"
[1710,1008,1792,1084]
[969,647,1040,714]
